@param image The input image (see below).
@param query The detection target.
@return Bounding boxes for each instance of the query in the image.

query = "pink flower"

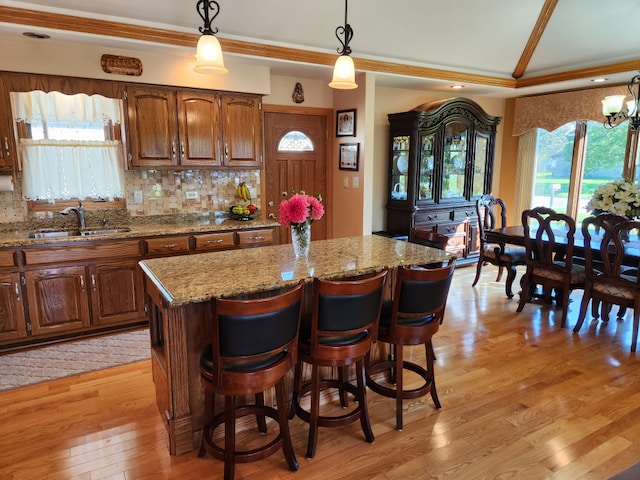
[279,191,324,228]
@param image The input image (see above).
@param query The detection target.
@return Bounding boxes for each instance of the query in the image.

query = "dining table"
[484,225,640,297]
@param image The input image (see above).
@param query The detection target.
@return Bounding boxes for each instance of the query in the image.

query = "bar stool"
[198,281,305,480]
[366,258,455,431]
[289,269,387,459]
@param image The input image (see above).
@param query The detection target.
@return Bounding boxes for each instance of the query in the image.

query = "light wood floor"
[2,265,640,480]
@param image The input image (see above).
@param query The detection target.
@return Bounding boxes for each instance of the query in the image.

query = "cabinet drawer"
[0,250,16,268]
[145,236,191,255]
[193,232,235,251]
[237,229,273,247]
[24,240,141,265]
[437,221,467,236]
[453,209,476,220]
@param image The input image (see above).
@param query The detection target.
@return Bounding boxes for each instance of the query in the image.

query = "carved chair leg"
[504,264,517,298]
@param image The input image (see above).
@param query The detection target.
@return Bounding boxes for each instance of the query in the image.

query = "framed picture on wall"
[339,143,359,171]
[336,109,356,137]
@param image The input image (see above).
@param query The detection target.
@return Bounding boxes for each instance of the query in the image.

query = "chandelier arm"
[196,0,220,36]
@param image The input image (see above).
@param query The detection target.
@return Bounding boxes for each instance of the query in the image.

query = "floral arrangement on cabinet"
[279,191,324,257]
[586,178,640,218]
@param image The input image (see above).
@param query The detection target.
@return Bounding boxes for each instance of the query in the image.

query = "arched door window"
[277,130,314,152]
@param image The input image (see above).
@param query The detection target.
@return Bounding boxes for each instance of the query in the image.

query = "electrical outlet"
[133,190,143,204]
[185,191,199,200]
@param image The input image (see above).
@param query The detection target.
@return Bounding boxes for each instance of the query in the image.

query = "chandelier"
[328,0,358,90]
[193,0,228,74]
[601,71,640,130]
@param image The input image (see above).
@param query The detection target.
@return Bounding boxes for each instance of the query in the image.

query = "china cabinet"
[386,97,501,263]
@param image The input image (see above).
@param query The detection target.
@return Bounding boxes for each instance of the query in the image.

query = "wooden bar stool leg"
[338,366,349,408]
[356,358,374,443]
[426,340,441,409]
[307,363,321,459]
[395,344,404,431]
[275,379,299,472]
[255,392,267,434]
[224,395,236,480]
[288,361,302,420]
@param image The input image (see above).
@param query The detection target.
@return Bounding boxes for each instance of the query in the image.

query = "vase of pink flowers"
[279,191,324,258]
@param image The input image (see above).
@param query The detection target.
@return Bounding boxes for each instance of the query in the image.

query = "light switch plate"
[343,177,349,188]
[185,191,199,200]
[133,190,143,204]
[352,176,359,188]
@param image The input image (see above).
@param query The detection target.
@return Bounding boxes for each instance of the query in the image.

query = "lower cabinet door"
[89,260,146,326]
[0,272,27,342]
[25,266,91,336]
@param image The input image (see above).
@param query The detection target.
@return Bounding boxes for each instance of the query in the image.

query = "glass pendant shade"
[601,95,626,116]
[329,54,357,89]
[194,34,228,74]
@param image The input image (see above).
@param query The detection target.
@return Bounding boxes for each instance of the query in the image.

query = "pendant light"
[193,0,228,74]
[329,0,358,89]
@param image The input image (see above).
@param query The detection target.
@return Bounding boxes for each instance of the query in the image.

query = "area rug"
[0,329,150,391]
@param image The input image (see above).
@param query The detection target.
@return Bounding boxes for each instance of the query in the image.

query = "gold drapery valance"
[513,85,629,136]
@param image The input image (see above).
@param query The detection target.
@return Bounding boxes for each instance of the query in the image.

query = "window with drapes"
[512,86,636,220]
[10,90,125,202]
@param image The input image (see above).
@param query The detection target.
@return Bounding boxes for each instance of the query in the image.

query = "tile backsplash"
[0,169,262,224]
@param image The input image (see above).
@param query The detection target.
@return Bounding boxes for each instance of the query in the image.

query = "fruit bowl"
[230,205,257,221]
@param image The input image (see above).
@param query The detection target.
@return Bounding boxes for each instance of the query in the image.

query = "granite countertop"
[0,217,280,248]
[139,235,453,306]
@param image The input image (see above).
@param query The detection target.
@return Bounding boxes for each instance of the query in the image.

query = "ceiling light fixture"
[601,71,640,130]
[193,0,228,74]
[329,0,357,90]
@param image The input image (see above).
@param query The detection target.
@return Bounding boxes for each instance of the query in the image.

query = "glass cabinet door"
[441,123,467,200]
[418,133,435,202]
[391,135,410,201]
[472,133,489,197]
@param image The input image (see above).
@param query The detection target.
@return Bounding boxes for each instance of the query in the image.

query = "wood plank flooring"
[1,265,640,479]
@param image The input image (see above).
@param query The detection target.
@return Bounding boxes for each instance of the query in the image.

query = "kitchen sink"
[27,230,81,239]
[80,227,132,236]
[27,227,131,239]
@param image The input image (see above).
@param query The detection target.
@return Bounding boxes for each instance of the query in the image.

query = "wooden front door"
[264,110,329,245]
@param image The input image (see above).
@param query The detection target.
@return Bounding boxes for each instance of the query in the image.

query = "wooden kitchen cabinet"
[0,75,16,171]
[386,97,501,265]
[125,86,220,169]
[24,266,91,336]
[125,85,262,169]
[220,94,262,167]
[0,272,27,342]
[89,260,146,327]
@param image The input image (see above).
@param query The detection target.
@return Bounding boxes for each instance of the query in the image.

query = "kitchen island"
[139,235,452,455]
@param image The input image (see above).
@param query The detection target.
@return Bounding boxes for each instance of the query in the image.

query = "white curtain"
[513,129,538,217]
[11,91,125,201]
[20,140,125,201]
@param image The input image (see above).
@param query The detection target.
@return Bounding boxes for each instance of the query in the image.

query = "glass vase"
[291,223,311,258]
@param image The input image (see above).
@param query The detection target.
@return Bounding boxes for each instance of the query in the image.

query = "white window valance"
[11,90,122,125]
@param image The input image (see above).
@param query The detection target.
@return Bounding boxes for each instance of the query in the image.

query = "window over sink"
[10,90,126,204]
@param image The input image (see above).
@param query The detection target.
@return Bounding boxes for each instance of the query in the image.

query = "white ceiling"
[2,0,640,97]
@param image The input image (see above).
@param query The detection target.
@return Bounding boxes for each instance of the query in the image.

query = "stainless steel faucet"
[60,201,86,229]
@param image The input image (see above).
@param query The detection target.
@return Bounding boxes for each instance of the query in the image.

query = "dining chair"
[573,214,640,352]
[289,269,387,459]
[472,194,526,298]
[366,258,455,431]
[410,228,450,268]
[516,207,585,328]
[198,281,305,480]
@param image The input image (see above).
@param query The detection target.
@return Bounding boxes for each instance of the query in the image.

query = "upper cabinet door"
[441,121,468,201]
[177,91,221,168]
[126,86,179,169]
[220,94,262,167]
[0,75,15,172]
